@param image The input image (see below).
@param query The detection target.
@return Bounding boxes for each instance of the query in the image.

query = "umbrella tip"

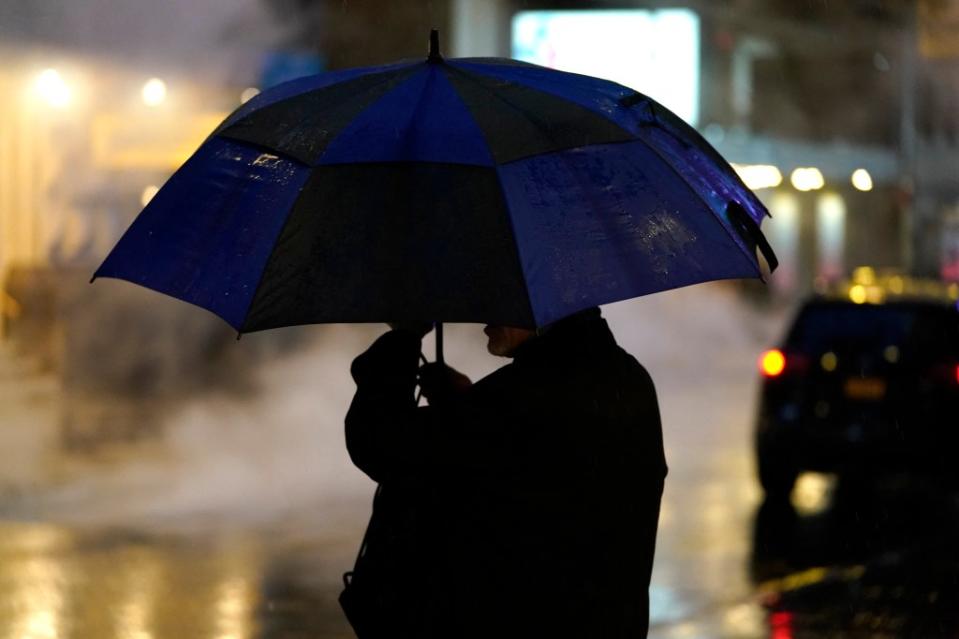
[428,28,441,62]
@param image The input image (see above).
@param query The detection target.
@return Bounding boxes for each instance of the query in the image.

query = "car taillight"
[760,349,787,377]
[924,362,959,384]
[770,611,794,639]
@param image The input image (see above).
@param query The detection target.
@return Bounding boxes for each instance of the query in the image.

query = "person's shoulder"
[604,344,657,392]
[468,360,518,394]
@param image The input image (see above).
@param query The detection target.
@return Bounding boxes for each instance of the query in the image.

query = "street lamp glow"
[851,168,873,192]
[731,164,783,190]
[34,69,71,108]
[141,78,167,107]
[240,87,260,104]
[790,167,825,192]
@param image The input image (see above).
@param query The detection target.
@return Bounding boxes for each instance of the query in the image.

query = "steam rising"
[0,283,784,534]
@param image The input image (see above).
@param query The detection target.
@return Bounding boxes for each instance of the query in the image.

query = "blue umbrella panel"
[94,53,777,333]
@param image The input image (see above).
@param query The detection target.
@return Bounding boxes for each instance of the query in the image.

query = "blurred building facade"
[264,0,959,297]
[0,0,302,447]
[457,0,959,297]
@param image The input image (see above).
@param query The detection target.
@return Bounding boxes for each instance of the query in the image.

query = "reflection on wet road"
[752,476,959,638]
[0,523,253,639]
[0,521,363,639]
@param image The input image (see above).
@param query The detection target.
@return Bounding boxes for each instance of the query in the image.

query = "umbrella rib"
[221,66,422,166]
[313,66,431,164]
[441,64,607,163]
[490,169,541,328]
[627,130,762,276]
[235,175,315,334]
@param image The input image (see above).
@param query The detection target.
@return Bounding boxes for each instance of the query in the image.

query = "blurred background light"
[820,352,838,372]
[140,185,160,207]
[766,193,800,295]
[851,168,874,191]
[760,349,786,377]
[790,167,825,191]
[849,284,868,304]
[816,193,847,281]
[852,266,877,284]
[34,69,71,108]
[141,78,167,107]
[791,472,836,515]
[512,9,700,125]
[883,345,900,363]
[240,87,260,104]
[732,164,783,190]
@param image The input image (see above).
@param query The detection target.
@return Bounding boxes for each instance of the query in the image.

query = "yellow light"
[884,345,900,363]
[142,78,167,107]
[851,168,873,191]
[34,69,71,108]
[141,185,160,207]
[948,283,959,300]
[240,87,260,104]
[888,276,905,294]
[790,167,825,192]
[760,349,786,377]
[849,284,867,304]
[820,352,838,372]
[792,472,836,515]
[852,266,876,285]
[731,164,783,190]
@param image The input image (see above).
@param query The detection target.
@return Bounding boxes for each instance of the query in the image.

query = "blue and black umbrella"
[94,31,776,344]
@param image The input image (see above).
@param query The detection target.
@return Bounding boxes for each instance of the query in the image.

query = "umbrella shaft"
[435,322,444,365]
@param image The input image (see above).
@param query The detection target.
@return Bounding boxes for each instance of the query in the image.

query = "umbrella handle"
[434,322,444,365]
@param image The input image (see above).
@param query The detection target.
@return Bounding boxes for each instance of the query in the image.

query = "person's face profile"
[483,325,535,357]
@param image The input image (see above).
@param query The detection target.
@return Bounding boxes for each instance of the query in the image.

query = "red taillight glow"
[760,349,787,377]
[770,611,794,639]
[955,364,959,385]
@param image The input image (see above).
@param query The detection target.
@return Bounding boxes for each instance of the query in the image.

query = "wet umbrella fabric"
[93,50,777,334]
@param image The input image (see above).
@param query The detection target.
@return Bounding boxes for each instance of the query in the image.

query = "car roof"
[812,268,959,309]
[803,297,958,311]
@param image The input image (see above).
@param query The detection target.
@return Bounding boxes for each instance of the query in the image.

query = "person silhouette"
[340,307,666,638]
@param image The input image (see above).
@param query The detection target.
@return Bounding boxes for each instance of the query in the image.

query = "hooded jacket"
[342,309,666,638]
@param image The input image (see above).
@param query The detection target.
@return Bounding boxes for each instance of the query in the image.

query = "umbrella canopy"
[94,31,776,334]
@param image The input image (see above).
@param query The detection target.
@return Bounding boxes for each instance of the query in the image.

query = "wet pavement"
[8,285,953,638]
[0,519,365,639]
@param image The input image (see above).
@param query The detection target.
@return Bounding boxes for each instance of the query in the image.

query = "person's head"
[483,324,535,357]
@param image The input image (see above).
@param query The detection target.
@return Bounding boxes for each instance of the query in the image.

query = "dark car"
[755,277,959,500]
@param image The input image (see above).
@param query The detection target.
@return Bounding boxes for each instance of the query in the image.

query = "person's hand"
[386,321,434,338]
[418,362,472,406]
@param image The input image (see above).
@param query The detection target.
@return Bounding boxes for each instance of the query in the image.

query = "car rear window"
[785,302,959,355]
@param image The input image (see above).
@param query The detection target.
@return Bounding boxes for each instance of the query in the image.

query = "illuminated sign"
[512,9,701,125]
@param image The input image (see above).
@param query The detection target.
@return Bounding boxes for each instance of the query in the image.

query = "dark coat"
[342,310,667,638]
